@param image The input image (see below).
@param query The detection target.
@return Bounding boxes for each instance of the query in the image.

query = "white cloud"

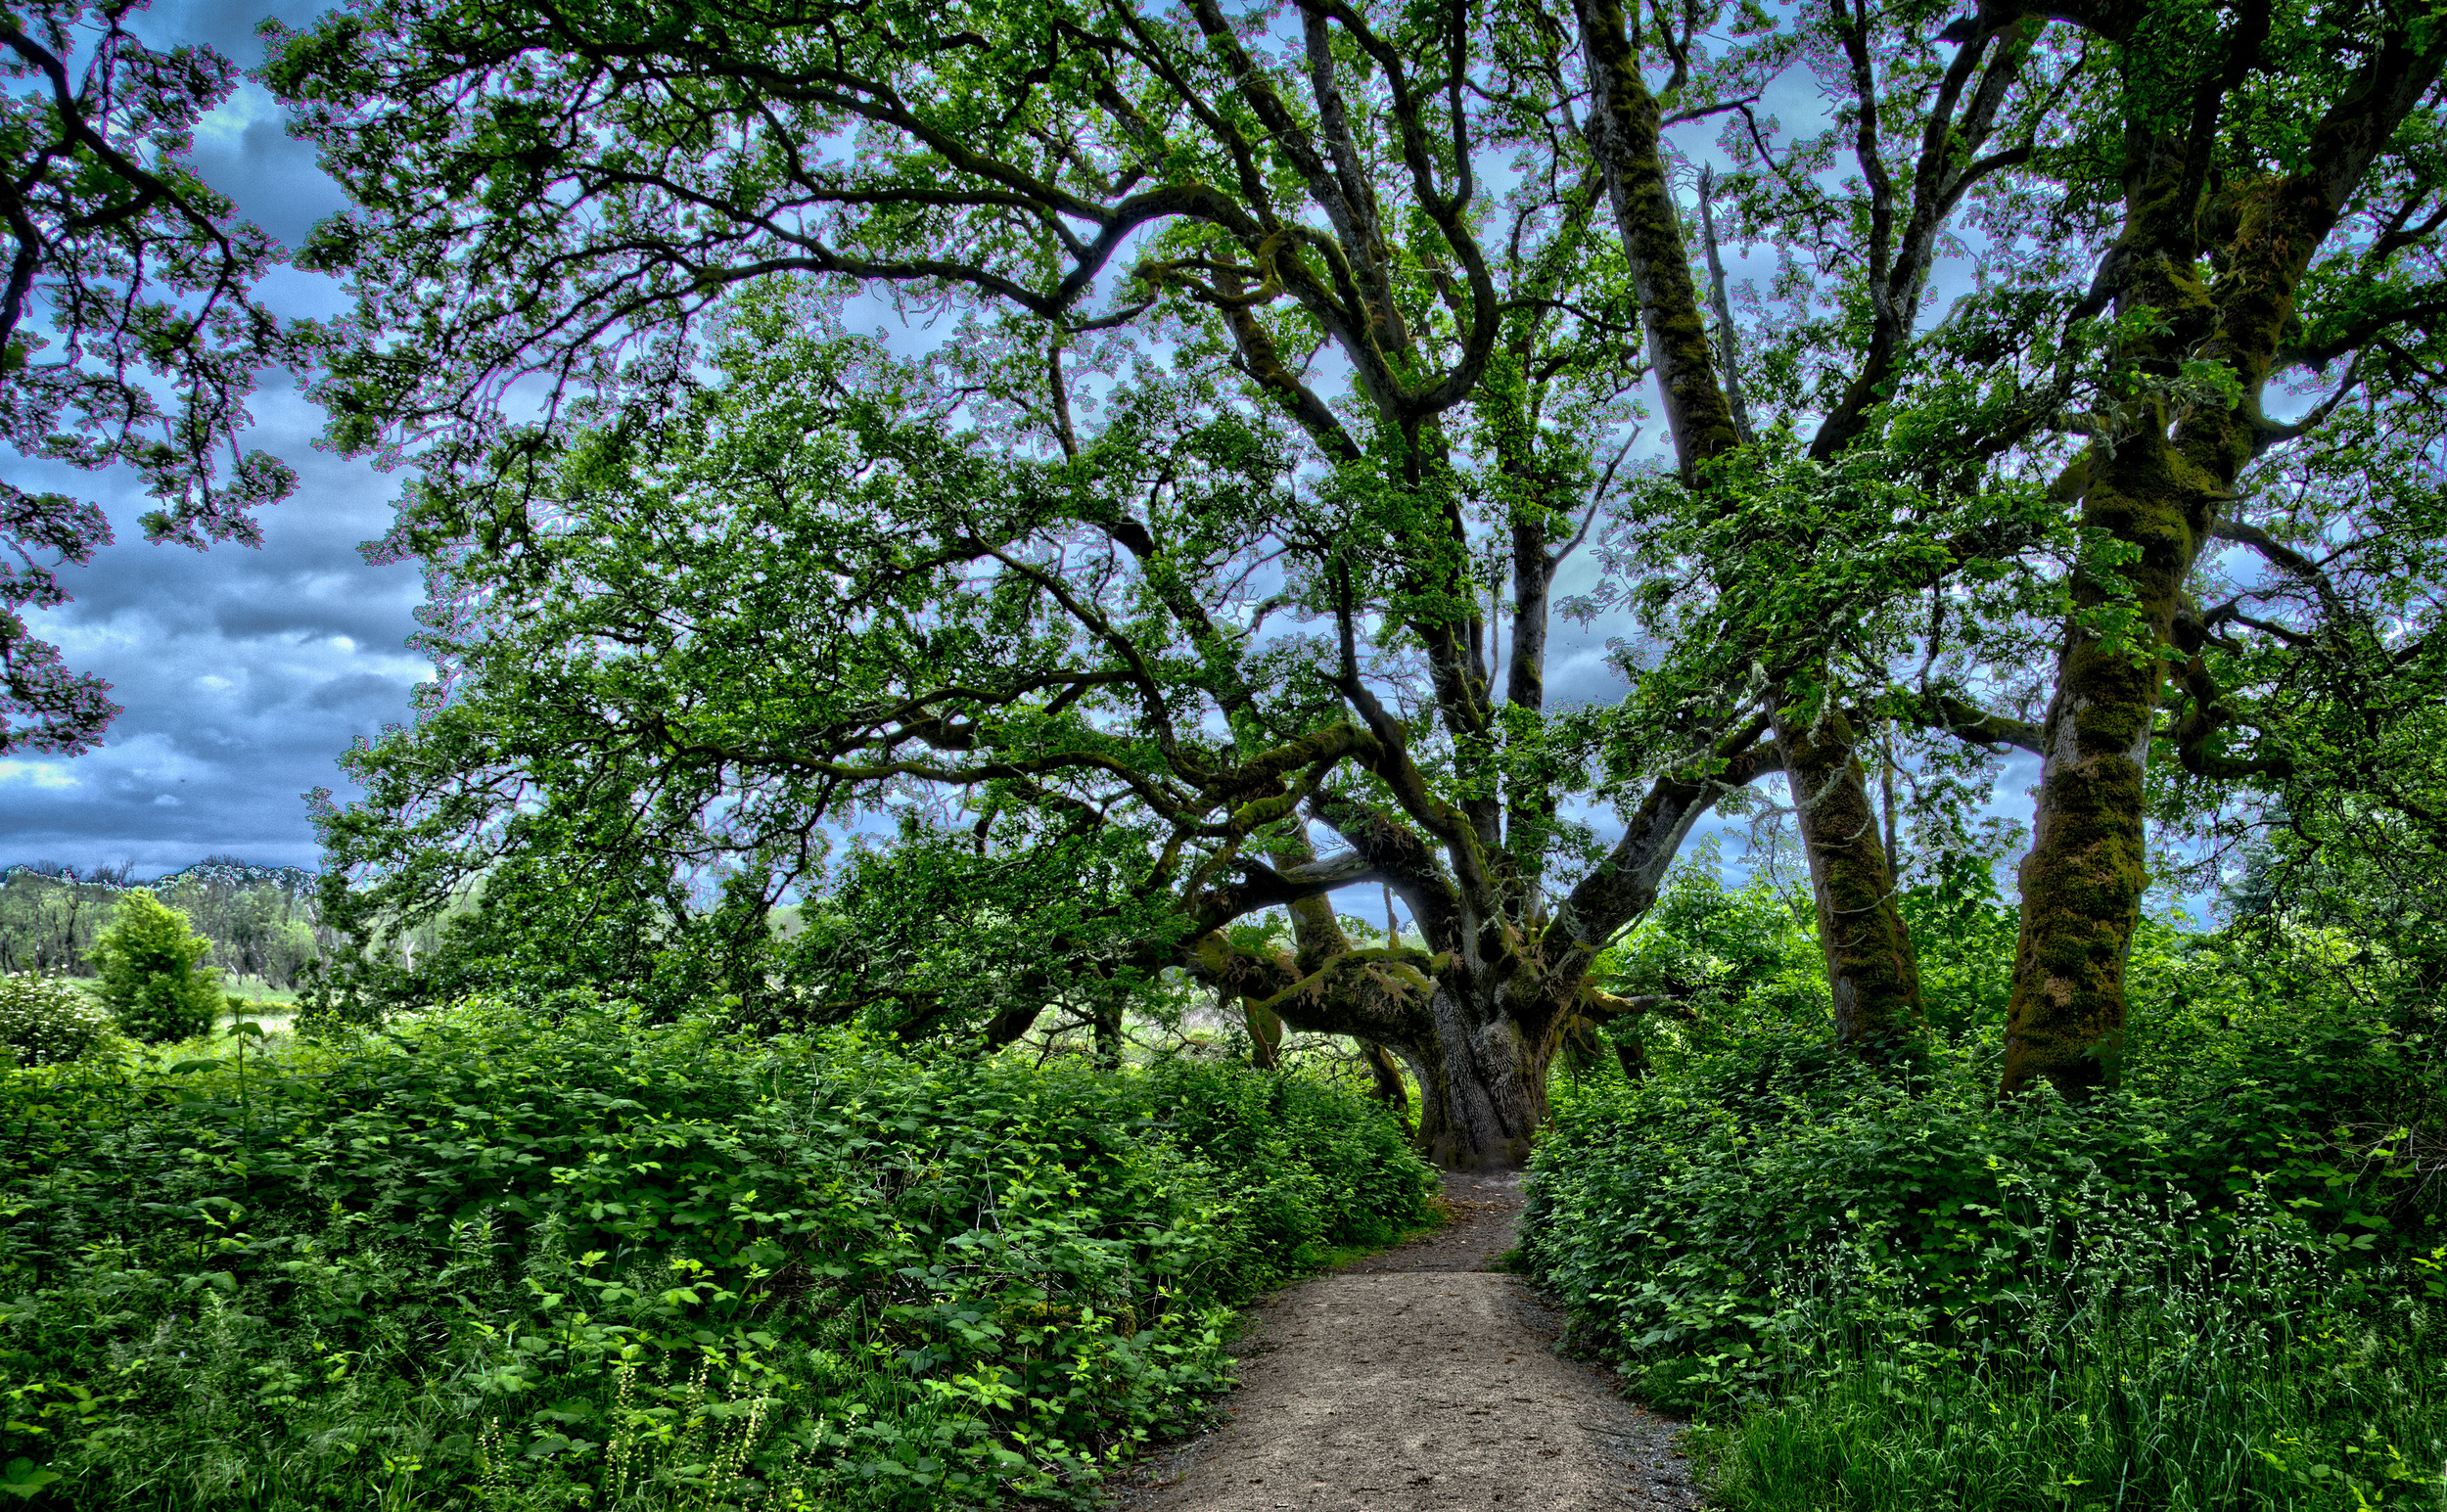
[0,762,78,791]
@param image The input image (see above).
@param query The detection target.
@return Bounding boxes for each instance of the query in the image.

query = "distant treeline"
[0,859,341,985]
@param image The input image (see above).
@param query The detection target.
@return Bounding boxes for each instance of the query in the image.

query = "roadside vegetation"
[1525,859,2447,1511]
[0,976,1431,1510]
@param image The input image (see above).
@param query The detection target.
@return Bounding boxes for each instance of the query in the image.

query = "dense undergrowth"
[0,1003,1433,1510]
[1525,868,2447,1511]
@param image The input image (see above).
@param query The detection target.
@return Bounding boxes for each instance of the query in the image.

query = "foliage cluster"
[86,887,222,1044]
[0,1005,1430,1510]
[0,2,300,756]
[0,974,115,1067]
[1526,868,2447,1507]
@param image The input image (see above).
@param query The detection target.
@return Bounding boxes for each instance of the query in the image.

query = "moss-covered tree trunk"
[1572,0,1740,483]
[1359,1038,1409,1122]
[2004,27,2446,1093]
[2000,428,2204,1095]
[1577,0,1921,1058]
[1774,705,1924,1055]
[1244,1000,1285,1070]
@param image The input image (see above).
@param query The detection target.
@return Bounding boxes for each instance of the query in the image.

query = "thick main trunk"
[1406,981,1553,1170]
[1773,704,1924,1056]
[2001,432,2210,1097]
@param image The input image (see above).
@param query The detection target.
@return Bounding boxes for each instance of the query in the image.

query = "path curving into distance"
[1112,1171,1698,1512]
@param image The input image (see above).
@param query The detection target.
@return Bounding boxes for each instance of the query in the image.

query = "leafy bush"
[0,976,115,1066]
[1526,878,2447,1509]
[1140,1057,1436,1283]
[1692,1235,2447,1512]
[87,888,222,1043]
[0,1006,1431,1510]
[1528,1021,2438,1403]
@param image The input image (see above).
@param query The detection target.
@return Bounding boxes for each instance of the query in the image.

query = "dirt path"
[1112,1171,1697,1512]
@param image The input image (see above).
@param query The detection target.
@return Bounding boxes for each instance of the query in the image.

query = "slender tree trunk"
[1359,1038,1410,1127]
[1575,0,1922,1064]
[1245,1000,1285,1071]
[1773,704,1924,1055]
[1573,0,1741,485]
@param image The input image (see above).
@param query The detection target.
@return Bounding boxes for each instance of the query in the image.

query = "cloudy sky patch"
[0,0,422,875]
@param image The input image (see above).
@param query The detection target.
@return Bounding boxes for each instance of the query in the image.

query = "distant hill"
[0,856,318,893]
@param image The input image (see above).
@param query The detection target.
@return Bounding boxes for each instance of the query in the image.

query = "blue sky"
[0,0,424,875]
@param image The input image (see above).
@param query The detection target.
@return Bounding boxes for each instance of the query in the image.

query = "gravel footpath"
[1108,1171,1696,1512]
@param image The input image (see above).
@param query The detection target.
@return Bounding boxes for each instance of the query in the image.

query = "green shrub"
[0,1006,1431,1510]
[0,976,115,1066]
[1690,1253,2447,1512]
[1525,885,2447,1509]
[87,888,222,1043]
[1526,1009,2440,1397]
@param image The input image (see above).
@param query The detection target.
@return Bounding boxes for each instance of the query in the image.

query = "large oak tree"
[275,0,2447,1162]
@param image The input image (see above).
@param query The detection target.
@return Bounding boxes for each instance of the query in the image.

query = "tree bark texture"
[1244,999,1286,1071]
[1573,0,1742,484]
[1575,0,1921,1054]
[1773,704,1925,1053]
[1359,1038,1410,1123]
[1409,981,1557,1169]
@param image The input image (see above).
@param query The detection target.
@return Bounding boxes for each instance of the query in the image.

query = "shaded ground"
[1111,1171,1696,1512]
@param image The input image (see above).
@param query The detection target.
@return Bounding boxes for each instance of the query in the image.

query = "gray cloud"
[0,1,422,876]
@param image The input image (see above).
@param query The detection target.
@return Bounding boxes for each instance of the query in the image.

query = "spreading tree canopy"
[271,0,2447,1164]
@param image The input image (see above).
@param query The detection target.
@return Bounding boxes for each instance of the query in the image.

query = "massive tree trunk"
[1407,982,1554,1169]
[1202,930,1553,1170]
[1186,726,1778,1169]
